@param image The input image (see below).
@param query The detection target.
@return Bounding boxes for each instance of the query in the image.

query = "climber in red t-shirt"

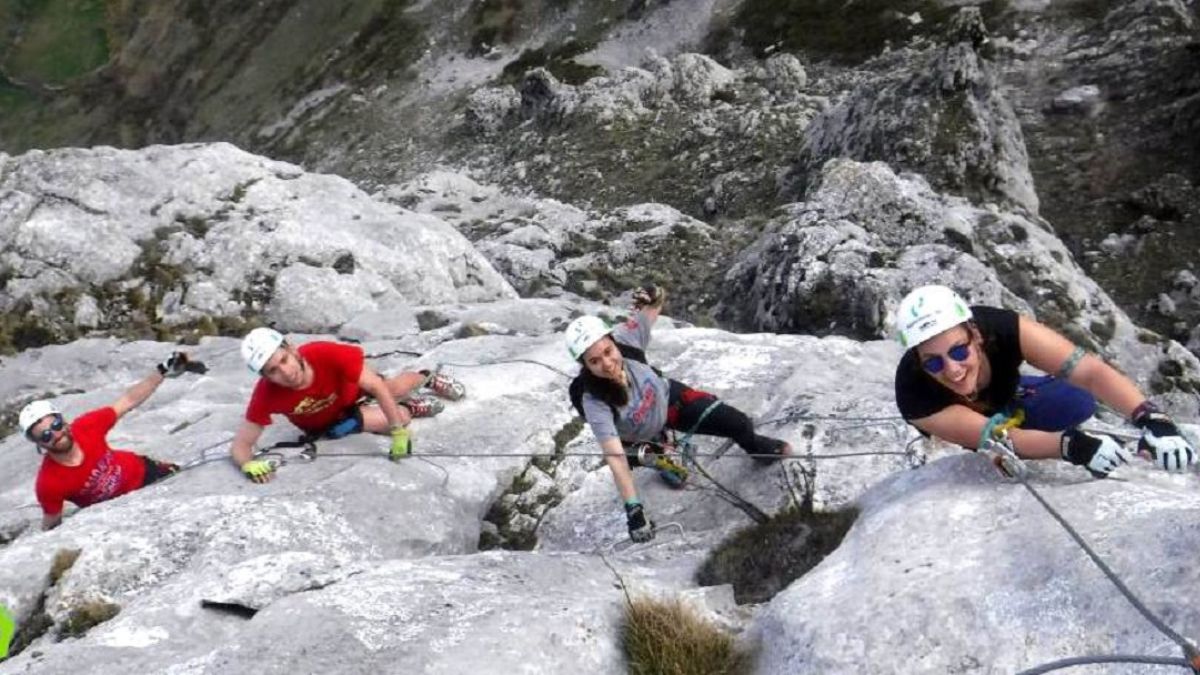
[22,352,206,530]
[231,328,467,483]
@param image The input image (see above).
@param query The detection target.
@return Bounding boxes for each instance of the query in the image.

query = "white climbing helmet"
[895,285,974,348]
[241,327,285,373]
[18,400,60,438]
[564,316,612,361]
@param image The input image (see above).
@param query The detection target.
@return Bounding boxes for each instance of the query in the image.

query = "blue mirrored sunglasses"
[30,414,65,444]
[921,343,971,375]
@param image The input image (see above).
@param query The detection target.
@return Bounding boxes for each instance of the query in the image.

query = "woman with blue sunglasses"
[893,285,1195,477]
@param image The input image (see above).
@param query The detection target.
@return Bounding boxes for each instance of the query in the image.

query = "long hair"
[577,360,630,409]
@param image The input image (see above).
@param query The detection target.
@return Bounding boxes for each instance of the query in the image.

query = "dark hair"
[576,357,630,409]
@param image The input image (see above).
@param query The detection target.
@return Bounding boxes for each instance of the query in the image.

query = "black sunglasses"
[30,414,65,444]
[921,342,972,375]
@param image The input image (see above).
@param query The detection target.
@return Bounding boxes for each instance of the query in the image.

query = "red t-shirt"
[35,407,147,517]
[244,341,365,432]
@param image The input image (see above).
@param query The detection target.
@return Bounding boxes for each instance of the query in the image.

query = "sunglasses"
[30,414,65,444]
[921,342,972,375]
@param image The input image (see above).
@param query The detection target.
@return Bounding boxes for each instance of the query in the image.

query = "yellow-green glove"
[0,602,14,659]
[390,426,411,461]
[242,459,275,483]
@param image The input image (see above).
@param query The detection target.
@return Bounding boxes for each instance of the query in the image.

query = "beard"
[43,431,74,455]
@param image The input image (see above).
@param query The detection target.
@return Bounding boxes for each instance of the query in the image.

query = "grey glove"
[624,501,655,543]
[1061,428,1133,478]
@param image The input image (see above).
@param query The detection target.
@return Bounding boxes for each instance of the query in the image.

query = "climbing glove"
[1132,406,1196,472]
[625,501,655,543]
[631,284,666,311]
[0,602,13,659]
[389,426,411,461]
[1060,428,1132,478]
[241,459,276,483]
[157,351,207,378]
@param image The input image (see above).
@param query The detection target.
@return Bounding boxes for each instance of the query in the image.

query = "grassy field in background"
[1,0,110,85]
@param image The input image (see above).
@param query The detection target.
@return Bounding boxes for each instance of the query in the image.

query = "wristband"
[1130,400,1160,424]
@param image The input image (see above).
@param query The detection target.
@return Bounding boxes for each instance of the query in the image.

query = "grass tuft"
[59,600,120,638]
[622,595,753,675]
[49,548,82,585]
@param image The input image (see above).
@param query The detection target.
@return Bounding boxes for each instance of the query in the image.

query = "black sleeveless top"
[894,306,1023,420]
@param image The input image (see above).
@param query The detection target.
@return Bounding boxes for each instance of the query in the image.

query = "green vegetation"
[621,596,754,675]
[59,600,120,638]
[469,0,521,55]
[697,505,856,605]
[8,547,86,657]
[49,548,81,585]
[0,74,37,108]
[1,0,111,85]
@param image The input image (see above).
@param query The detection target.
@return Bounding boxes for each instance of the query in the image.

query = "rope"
[982,418,1200,673]
[669,399,771,523]
[1014,471,1200,669]
[675,399,723,448]
[435,358,574,379]
[244,448,913,461]
[363,348,425,359]
[1017,654,1193,674]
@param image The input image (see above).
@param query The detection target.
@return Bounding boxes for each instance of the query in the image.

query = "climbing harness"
[978,412,1028,479]
[979,414,1200,674]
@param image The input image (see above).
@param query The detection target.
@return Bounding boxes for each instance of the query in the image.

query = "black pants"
[141,455,179,486]
[665,379,780,456]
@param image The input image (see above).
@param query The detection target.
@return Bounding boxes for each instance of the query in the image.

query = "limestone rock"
[786,8,1038,215]
[0,143,516,345]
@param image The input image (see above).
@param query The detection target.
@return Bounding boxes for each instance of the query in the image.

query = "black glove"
[158,352,205,377]
[624,501,655,543]
[1061,428,1133,478]
[157,352,208,378]
[631,285,665,311]
[1133,406,1196,472]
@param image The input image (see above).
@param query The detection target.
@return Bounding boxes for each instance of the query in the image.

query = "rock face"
[451,52,826,219]
[0,300,1195,674]
[786,8,1038,215]
[994,0,1200,352]
[380,171,719,313]
[0,298,922,674]
[756,453,1200,674]
[0,143,516,347]
[719,159,1200,400]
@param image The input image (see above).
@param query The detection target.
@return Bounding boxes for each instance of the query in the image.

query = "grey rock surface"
[720,159,1200,399]
[0,143,516,344]
[381,171,718,308]
[756,453,1200,674]
[787,8,1038,215]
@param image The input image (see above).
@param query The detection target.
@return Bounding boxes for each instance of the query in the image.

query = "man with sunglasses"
[20,352,203,531]
[894,285,1196,477]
